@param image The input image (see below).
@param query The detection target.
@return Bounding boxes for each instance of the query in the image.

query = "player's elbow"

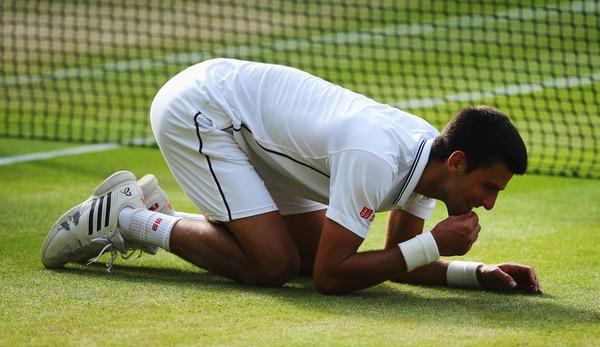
[313,271,345,295]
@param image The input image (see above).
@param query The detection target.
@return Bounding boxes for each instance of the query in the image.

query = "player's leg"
[158,161,301,285]
[260,175,327,276]
[282,209,326,275]
[40,168,301,286]
[139,172,325,276]
[169,211,299,286]
[135,171,301,285]
[135,175,305,284]
[147,159,300,285]
[144,90,300,285]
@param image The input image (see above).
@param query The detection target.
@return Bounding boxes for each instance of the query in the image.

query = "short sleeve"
[326,150,395,238]
[400,193,436,220]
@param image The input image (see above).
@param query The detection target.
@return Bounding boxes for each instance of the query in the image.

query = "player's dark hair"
[430,105,528,174]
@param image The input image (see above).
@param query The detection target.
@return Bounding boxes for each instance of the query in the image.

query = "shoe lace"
[86,237,143,272]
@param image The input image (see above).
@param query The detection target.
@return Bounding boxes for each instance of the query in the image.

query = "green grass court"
[0,139,598,346]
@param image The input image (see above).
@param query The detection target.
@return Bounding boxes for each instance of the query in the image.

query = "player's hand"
[431,212,480,256]
[477,263,542,294]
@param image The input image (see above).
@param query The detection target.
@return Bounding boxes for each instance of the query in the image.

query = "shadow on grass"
[49,262,599,328]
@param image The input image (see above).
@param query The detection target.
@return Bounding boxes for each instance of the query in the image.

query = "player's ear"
[447,151,466,173]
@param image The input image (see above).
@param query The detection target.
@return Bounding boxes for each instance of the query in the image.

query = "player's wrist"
[398,231,440,272]
[446,261,484,288]
[476,264,483,284]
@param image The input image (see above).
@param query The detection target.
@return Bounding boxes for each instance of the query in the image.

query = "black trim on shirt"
[393,139,426,206]
[234,123,330,178]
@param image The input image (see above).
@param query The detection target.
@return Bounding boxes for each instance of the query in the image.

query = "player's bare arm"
[385,209,425,244]
[385,209,449,286]
[313,212,480,294]
[384,210,541,293]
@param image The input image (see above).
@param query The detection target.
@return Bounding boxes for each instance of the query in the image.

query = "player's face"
[444,160,514,216]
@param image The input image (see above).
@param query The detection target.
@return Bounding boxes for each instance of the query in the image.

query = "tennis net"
[1,1,598,178]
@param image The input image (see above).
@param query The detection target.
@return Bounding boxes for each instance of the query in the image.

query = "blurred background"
[1,0,598,178]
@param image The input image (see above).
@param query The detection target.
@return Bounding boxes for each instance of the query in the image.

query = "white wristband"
[446,261,484,288]
[398,231,440,272]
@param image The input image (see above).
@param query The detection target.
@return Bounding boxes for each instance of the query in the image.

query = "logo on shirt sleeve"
[359,206,374,220]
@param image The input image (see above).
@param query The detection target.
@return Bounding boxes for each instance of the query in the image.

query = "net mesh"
[1,0,598,178]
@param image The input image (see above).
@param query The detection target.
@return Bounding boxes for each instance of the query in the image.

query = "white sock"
[173,211,206,222]
[118,207,181,251]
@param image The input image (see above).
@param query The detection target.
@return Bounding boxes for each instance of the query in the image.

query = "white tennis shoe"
[138,174,174,216]
[41,170,145,270]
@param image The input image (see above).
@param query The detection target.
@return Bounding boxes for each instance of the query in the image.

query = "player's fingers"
[469,211,479,225]
[498,263,542,294]
[464,216,479,231]
[470,224,481,242]
[471,232,478,245]
[453,212,473,221]
[513,265,540,294]
[528,267,542,294]
[496,269,517,289]
[528,268,535,285]
[461,224,479,253]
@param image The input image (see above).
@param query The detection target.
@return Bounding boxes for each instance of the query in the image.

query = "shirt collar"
[393,138,433,208]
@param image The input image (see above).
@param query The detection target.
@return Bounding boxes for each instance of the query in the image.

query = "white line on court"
[2,0,595,87]
[2,69,598,166]
[0,143,120,166]
[0,136,154,166]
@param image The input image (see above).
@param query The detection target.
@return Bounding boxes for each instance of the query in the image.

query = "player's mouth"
[462,203,474,214]
[448,202,473,216]
[449,207,472,216]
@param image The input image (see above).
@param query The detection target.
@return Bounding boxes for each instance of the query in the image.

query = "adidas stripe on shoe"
[41,171,145,270]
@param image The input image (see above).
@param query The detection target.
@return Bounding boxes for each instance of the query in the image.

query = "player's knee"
[250,254,300,287]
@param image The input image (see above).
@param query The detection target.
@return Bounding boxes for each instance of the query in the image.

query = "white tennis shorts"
[149,68,326,222]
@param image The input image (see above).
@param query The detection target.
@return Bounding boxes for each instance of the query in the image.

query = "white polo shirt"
[188,58,439,238]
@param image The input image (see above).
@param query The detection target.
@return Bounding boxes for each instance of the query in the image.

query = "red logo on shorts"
[152,217,163,231]
[360,207,374,219]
